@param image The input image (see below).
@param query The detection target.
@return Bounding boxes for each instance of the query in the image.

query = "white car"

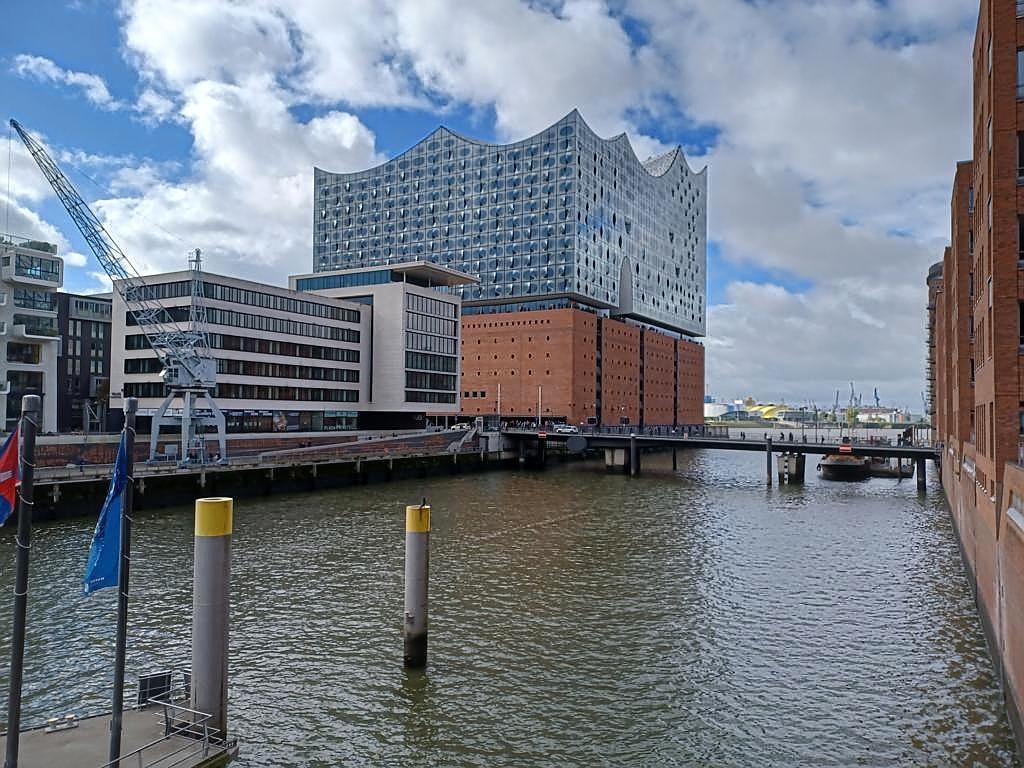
[448,422,471,431]
[554,424,579,434]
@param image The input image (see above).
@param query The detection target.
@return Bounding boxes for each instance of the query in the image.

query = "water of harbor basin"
[0,449,1018,767]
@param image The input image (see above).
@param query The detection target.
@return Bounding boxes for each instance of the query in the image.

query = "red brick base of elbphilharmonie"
[941,452,1024,754]
[458,307,704,427]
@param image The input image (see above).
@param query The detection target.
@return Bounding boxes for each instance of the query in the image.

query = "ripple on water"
[0,450,1018,767]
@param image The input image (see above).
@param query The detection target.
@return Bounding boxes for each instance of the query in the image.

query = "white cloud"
[6,0,976,407]
[63,251,88,268]
[12,54,122,110]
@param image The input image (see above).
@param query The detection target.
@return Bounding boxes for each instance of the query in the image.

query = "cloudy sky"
[0,0,976,411]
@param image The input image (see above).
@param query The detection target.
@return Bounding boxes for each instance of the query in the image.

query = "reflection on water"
[0,450,1018,767]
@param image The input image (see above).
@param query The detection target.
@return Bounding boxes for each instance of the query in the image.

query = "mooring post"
[191,497,232,740]
[916,457,926,492]
[629,433,638,477]
[4,394,40,768]
[766,437,773,486]
[403,502,430,668]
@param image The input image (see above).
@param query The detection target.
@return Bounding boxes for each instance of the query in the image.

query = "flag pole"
[4,394,40,768]
[108,397,137,766]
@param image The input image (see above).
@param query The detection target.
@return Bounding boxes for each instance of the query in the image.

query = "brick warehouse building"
[313,111,708,426]
[931,0,1024,750]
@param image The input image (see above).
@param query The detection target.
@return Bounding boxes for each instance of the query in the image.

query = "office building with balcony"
[930,0,1024,750]
[0,235,64,432]
[56,292,112,432]
[312,110,707,426]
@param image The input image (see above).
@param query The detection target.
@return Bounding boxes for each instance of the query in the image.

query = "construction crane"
[10,119,227,464]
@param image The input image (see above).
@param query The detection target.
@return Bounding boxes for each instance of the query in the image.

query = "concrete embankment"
[943,454,1024,754]
[26,429,530,522]
[33,449,516,522]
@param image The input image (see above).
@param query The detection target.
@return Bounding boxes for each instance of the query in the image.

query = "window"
[1018,48,1024,98]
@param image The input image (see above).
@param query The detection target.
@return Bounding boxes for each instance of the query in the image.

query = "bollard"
[191,497,232,740]
[4,395,40,768]
[766,437,773,486]
[403,503,430,668]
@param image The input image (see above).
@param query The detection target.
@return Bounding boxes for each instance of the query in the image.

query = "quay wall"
[943,457,1024,754]
[32,449,520,523]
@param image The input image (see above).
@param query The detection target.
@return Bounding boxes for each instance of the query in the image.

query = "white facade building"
[0,236,64,432]
[289,262,473,416]
[110,264,470,434]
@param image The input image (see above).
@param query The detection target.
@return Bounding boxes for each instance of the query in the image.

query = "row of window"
[14,253,60,282]
[127,280,360,323]
[293,270,393,291]
[72,298,111,317]
[123,356,360,383]
[405,371,457,391]
[125,332,361,363]
[405,351,457,373]
[406,331,457,355]
[13,288,56,312]
[12,314,57,336]
[124,382,360,402]
[406,311,458,338]
[405,292,458,319]
[126,306,361,344]
[405,390,456,404]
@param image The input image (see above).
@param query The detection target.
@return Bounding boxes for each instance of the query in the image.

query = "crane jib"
[10,118,228,465]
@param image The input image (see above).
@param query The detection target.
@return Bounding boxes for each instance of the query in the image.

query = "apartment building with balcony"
[0,236,63,432]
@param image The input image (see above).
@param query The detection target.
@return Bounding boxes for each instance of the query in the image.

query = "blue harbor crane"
[10,119,227,464]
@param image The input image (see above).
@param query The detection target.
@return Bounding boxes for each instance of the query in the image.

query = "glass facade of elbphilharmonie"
[313,110,706,337]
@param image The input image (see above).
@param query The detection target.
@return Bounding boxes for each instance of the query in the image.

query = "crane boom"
[11,119,226,463]
[10,119,212,386]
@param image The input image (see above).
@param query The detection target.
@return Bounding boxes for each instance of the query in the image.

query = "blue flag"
[83,431,129,595]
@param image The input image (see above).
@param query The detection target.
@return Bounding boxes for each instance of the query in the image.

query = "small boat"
[817,453,871,481]
[866,457,915,479]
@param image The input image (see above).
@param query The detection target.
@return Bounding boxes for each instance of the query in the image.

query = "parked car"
[448,422,471,431]
[554,424,579,434]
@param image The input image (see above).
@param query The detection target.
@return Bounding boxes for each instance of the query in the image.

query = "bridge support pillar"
[672,448,677,472]
[766,437,773,486]
[916,457,926,492]
[629,434,639,477]
[537,436,547,469]
[604,448,628,473]
[777,453,806,484]
[518,440,526,467]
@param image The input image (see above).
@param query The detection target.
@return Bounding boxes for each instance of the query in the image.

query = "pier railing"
[95,680,234,768]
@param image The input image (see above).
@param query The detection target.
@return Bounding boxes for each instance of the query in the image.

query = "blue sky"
[0,0,978,406]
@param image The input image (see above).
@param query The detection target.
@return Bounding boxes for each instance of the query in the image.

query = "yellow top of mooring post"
[406,504,431,533]
[195,497,233,537]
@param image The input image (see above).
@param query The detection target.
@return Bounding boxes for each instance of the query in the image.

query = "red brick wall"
[459,308,598,425]
[600,318,640,426]
[677,339,705,425]
[642,329,675,426]
[459,308,704,427]
[971,0,1022,499]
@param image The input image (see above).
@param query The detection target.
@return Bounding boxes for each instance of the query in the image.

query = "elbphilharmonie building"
[310,111,707,427]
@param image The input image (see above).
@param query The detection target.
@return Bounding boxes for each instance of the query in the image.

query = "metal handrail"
[94,687,231,768]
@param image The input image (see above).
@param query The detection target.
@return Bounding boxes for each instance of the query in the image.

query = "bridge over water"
[501,429,940,490]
